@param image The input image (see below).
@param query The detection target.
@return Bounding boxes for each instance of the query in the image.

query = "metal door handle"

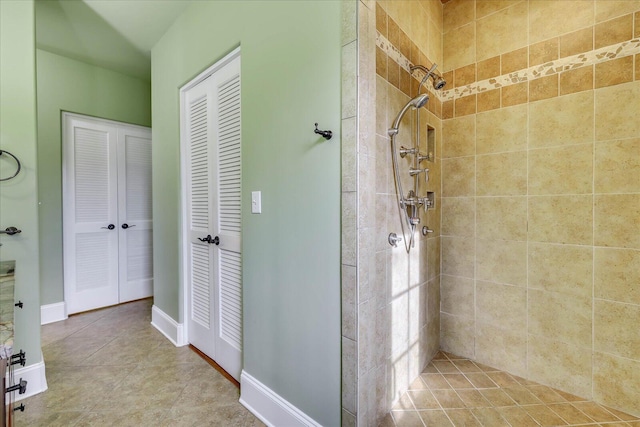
[198,234,220,245]
[121,223,136,229]
[0,227,22,235]
[101,224,115,230]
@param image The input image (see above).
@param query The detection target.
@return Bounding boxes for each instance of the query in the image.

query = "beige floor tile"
[419,409,454,426]
[391,410,426,427]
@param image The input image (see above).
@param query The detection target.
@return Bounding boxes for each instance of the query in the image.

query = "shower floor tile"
[383,352,639,427]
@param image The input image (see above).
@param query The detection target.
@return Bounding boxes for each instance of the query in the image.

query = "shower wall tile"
[594,194,640,249]
[528,242,593,298]
[443,0,475,32]
[594,247,640,305]
[440,275,474,317]
[342,0,357,46]
[375,75,388,137]
[595,56,634,88]
[528,289,592,348]
[476,196,527,241]
[443,22,475,71]
[475,0,521,20]
[342,336,357,414]
[501,47,528,75]
[454,94,477,116]
[595,81,640,141]
[595,0,640,22]
[342,192,357,266]
[454,63,477,88]
[559,65,594,96]
[560,27,594,58]
[476,1,528,61]
[342,40,357,119]
[528,334,593,399]
[342,265,357,341]
[477,89,501,113]
[594,14,633,49]
[594,299,640,360]
[501,81,528,107]
[342,117,357,192]
[529,91,594,148]
[529,74,558,102]
[441,197,475,237]
[475,321,527,378]
[527,195,593,245]
[476,104,527,154]
[593,351,640,416]
[528,143,593,195]
[442,115,475,158]
[476,151,527,196]
[442,156,475,197]
[529,38,559,66]
[595,138,640,194]
[441,312,475,358]
[477,55,501,80]
[441,236,475,278]
[475,240,527,286]
[427,237,441,281]
[529,1,594,44]
[476,281,526,329]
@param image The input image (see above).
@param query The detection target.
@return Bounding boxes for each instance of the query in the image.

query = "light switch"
[251,191,262,214]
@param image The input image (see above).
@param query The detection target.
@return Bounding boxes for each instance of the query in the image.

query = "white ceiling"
[35,0,192,80]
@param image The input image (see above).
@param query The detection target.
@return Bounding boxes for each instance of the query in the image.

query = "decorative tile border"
[377,31,640,102]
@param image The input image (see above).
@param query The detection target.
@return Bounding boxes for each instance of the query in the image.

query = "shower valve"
[409,168,429,177]
[399,146,417,158]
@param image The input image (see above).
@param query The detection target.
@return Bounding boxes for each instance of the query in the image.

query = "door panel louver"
[219,250,242,350]
[191,243,211,328]
[190,96,209,230]
[125,135,152,221]
[217,75,241,234]
[126,229,153,281]
[75,127,110,223]
[76,233,111,291]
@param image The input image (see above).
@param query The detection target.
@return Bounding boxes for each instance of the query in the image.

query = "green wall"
[0,0,42,366]
[152,1,341,424]
[35,49,151,305]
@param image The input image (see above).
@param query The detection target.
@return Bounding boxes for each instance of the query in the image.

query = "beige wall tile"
[477,89,501,113]
[476,196,527,241]
[443,115,475,158]
[530,38,559,67]
[528,143,593,195]
[477,1,528,61]
[476,240,527,286]
[388,58,400,89]
[529,91,594,148]
[442,156,475,197]
[440,274,474,317]
[637,11,640,38]
[595,13,634,49]
[441,312,475,358]
[528,195,593,245]
[476,0,523,19]
[443,100,454,119]
[529,0,595,44]
[529,289,592,348]
[595,247,640,305]
[454,63,476,87]
[501,81,528,107]
[476,104,527,154]
[475,322,527,377]
[596,0,640,22]
[427,236,441,280]
[376,47,388,79]
[594,299,640,360]
[441,236,475,278]
[441,197,475,237]
[476,151,527,196]
[593,352,640,417]
[560,27,594,59]
[477,56,501,80]
[560,66,594,96]
[594,194,640,249]
[528,335,593,399]
[529,74,559,102]
[428,17,444,67]
[375,76,389,137]
[443,0,475,32]
[376,2,388,38]
[455,94,477,117]
[501,47,528,74]
[443,22,476,71]
[595,81,640,141]
[595,138,640,193]
[636,53,640,80]
[595,56,634,89]
[477,280,526,329]
[528,242,593,298]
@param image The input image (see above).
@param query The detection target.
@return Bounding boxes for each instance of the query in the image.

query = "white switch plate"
[251,191,262,214]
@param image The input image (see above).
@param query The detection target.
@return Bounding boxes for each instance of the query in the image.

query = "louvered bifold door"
[211,55,242,381]
[117,127,153,303]
[63,116,120,314]
[185,81,217,359]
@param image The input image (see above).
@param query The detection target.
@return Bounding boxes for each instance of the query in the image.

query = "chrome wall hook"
[314,123,332,140]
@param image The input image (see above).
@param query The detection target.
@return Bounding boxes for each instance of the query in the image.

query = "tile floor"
[381,352,640,427]
[15,299,264,427]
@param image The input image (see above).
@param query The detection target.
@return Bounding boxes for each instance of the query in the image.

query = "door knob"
[198,234,220,245]
[101,224,115,230]
[121,223,136,229]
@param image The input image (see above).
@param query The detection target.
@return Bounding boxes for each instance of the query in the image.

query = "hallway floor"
[382,352,639,427]
[16,299,264,427]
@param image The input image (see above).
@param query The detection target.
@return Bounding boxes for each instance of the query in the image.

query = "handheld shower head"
[388,94,429,136]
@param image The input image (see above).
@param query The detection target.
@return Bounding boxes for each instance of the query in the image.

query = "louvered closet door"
[63,116,120,314]
[117,127,153,302]
[184,53,242,381]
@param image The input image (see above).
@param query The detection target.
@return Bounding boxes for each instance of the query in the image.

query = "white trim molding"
[40,302,67,325]
[151,305,187,346]
[11,358,48,402]
[240,371,321,427]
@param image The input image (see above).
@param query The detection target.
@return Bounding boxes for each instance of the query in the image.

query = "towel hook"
[0,150,21,181]
[314,123,333,140]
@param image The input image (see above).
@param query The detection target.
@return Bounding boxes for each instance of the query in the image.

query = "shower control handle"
[388,233,403,248]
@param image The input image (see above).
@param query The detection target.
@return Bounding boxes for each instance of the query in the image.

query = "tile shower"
[342,0,640,426]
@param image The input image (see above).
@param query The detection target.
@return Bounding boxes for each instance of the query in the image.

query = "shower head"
[388,94,429,136]
[409,63,447,91]
[431,75,446,90]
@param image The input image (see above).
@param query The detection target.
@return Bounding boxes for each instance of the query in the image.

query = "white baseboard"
[240,371,321,427]
[9,358,48,402]
[151,305,187,346]
[40,302,67,325]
